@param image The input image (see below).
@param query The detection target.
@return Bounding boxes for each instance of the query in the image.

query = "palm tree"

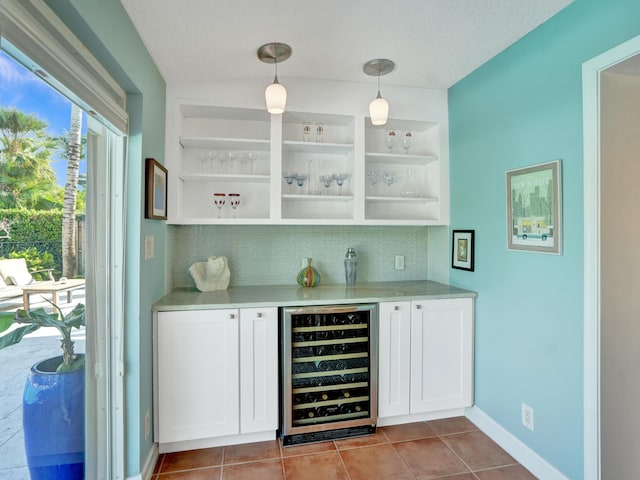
[0,108,57,208]
[61,104,82,278]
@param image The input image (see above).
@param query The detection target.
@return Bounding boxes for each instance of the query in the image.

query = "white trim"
[159,431,276,454]
[465,406,568,480]
[133,443,159,480]
[0,0,128,133]
[582,34,640,480]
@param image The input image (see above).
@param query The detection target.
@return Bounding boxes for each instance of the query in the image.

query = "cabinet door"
[239,307,278,433]
[410,298,473,413]
[378,301,412,417]
[157,309,239,443]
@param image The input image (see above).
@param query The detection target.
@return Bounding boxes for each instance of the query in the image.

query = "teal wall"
[449,0,640,477]
[45,1,166,476]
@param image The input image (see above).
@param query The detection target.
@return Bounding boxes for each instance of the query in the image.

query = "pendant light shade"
[265,76,287,114]
[258,43,292,115]
[369,93,389,126]
[363,59,395,126]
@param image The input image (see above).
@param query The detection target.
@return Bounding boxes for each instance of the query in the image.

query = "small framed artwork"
[145,158,168,220]
[452,230,475,271]
[506,160,562,254]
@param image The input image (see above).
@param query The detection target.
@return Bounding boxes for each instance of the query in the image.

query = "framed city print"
[452,230,474,271]
[145,158,168,220]
[506,160,562,254]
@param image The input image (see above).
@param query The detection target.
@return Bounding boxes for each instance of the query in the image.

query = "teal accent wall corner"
[449,0,640,477]
[45,1,167,476]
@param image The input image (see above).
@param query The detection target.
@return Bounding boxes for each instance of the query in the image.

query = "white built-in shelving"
[166,101,446,225]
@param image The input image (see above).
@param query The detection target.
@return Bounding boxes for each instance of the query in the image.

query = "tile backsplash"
[166,225,449,290]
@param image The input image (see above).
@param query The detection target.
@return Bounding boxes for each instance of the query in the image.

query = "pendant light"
[258,42,292,114]
[363,59,395,126]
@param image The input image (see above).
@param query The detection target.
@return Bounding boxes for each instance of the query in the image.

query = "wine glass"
[295,174,308,190]
[385,130,396,153]
[382,171,396,190]
[283,172,297,193]
[227,151,238,173]
[303,122,311,142]
[207,151,217,173]
[335,173,349,196]
[402,131,413,154]
[218,152,228,173]
[213,193,226,218]
[228,193,240,218]
[367,170,380,195]
[316,123,324,143]
[246,152,257,174]
[320,174,334,194]
[196,152,208,173]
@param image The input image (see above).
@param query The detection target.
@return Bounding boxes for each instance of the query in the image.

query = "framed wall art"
[452,230,475,271]
[145,158,168,220]
[506,159,562,254]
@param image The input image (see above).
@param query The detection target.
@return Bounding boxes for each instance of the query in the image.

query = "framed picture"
[506,160,562,254]
[452,230,475,271]
[145,158,168,220]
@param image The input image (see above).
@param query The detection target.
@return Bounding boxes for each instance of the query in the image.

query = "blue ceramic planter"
[23,355,85,480]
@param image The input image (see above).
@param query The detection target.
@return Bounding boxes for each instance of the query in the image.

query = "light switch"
[144,235,154,260]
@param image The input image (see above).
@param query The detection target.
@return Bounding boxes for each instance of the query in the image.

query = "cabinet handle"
[229,313,236,319]
[256,312,263,318]
[416,304,422,310]
[394,305,400,311]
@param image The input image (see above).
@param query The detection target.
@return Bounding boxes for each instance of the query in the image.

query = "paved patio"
[0,289,85,480]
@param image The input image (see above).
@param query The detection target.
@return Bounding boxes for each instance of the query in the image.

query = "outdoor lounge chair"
[0,258,54,301]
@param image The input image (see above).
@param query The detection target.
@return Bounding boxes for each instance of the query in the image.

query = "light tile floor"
[153,417,538,479]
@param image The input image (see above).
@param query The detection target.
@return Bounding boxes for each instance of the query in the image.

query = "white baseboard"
[126,443,159,480]
[465,406,568,480]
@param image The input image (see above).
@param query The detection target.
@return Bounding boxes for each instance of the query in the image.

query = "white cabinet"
[239,307,279,434]
[155,307,278,450]
[378,298,473,423]
[378,301,412,417]
[156,309,239,443]
[166,100,447,225]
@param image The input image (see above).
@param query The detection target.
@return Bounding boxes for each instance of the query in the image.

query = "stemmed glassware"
[227,151,238,173]
[246,152,257,174]
[402,131,413,154]
[228,193,240,218]
[217,152,228,173]
[385,130,396,153]
[382,171,396,189]
[295,174,308,190]
[283,172,297,193]
[335,173,349,196]
[196,152,208,173]
[213,193,226,218]
[367,170,380,196]
[320,174,335,194]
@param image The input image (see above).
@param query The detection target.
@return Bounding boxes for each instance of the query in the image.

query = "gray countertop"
[153,280,477,312]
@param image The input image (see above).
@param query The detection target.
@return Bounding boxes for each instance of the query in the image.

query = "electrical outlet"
[522,403,534,431]
[395,255,405,270]
[144,410,151,439]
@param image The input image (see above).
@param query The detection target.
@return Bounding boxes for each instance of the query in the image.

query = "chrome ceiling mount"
[257,42,292,64]
[363,58,395,77]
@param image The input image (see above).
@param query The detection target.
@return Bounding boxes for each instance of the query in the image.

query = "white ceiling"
[120,0,573,90]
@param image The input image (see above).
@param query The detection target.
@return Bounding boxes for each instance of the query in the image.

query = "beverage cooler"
[281,304,378,446]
